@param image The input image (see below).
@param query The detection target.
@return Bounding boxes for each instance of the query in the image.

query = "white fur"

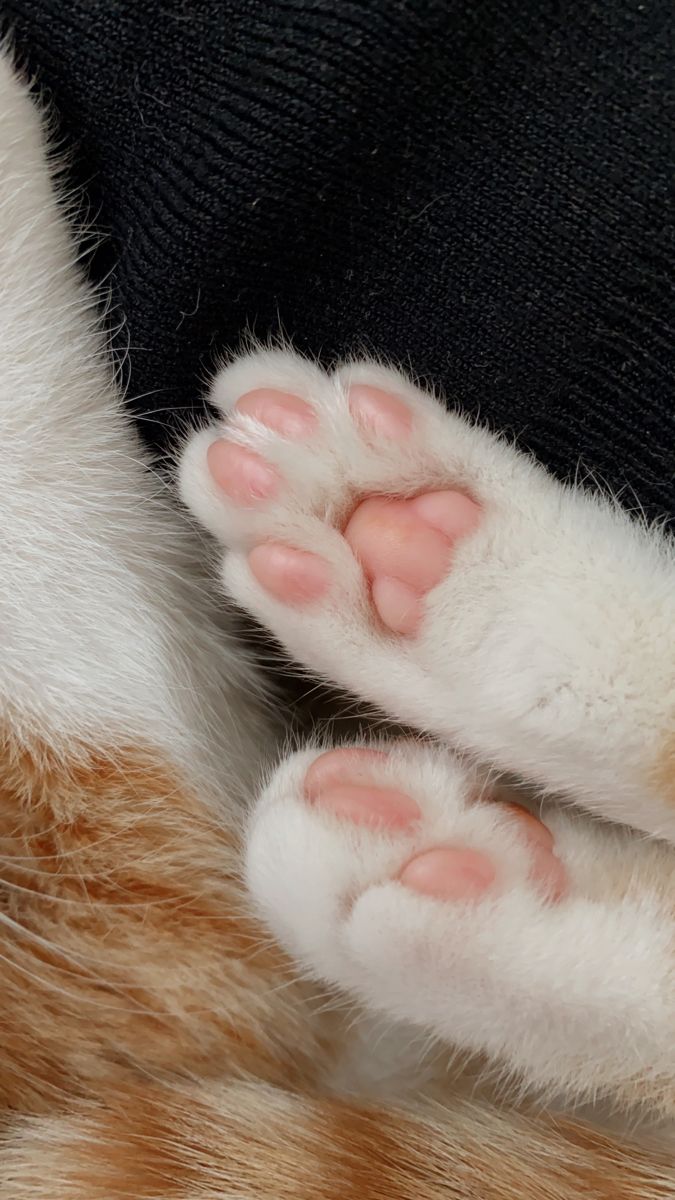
[247,741,675,1105]
[180,347,675,1112]
[181,348,675,838]
[0,54,266,806]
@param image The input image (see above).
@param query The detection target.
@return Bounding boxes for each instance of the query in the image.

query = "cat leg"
[180,347,675,839]
[0,49,263,791]
[0,47,290,1118]
[247,740,675,1115]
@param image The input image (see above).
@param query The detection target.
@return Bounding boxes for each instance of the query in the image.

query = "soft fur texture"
[0,48,673,1199]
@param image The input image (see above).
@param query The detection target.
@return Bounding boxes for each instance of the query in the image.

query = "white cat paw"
[246,741,675,1102]
[179,346,675,837]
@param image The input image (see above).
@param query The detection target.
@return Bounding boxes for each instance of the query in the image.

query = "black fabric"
[4,0,674,521]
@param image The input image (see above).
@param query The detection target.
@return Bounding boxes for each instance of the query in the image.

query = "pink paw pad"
[500,802,568,901]
[207,390,315,503]
[236,389,317,438]
[248,543,331,605]
[304,749,421,831]
[207,441,279,504]
[398,804,567,904]
[304,753,567,903]
[344,490,481,635]
[400,847,497,901]
[348,385,413,441]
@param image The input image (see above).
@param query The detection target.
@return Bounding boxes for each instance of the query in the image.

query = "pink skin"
[237,389,318,438]
[248,544,330,605]
[349,384,413,440]
[399,847,498,901]
[206,390,316,504]
[206,442,279,504]
[344,491,481,634]
[208,387,567,902]
[304,748,420,831]
[307,750,567,903]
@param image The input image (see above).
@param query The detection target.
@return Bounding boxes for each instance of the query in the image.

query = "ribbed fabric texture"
[5,0,674,520]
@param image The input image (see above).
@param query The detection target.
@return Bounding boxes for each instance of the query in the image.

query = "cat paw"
[247,740,567,992]
[179,347,675,838]
[246,741,675,1101]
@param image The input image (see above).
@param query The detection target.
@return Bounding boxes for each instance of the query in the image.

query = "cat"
[0,46,673,1200]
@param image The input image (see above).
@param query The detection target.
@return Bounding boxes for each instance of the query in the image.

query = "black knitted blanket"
[5,0,674,520]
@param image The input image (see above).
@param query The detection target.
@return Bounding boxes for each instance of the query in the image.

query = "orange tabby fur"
[653,729,675,808]
[0,732,316,1111]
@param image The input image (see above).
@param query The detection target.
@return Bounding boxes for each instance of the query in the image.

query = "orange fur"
[2,1080,674,1200]
[0,730,319,1113]
[653,728,675,807]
